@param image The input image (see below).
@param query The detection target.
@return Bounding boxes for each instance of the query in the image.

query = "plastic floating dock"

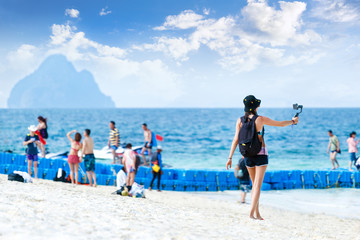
[1,152,359,191]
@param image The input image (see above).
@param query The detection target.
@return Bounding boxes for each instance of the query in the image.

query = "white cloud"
[240,0,320,46]
[49,24,126,59]
[154,10,205,30]
[65,8,80,18]
[100,7,112,16]
[50,24,75,45]
[0,23,183,107]
[203,8,210,15]
[139,1,323,72]
[311,0,359,23]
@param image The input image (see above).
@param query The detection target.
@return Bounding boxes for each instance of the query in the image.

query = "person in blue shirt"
[149,146,163,192]
[23,125,41,179]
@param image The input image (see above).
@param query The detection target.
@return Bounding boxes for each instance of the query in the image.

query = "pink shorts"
[68,155,80,164]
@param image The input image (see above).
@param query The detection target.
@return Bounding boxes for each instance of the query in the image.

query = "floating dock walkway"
[1,152,359,191]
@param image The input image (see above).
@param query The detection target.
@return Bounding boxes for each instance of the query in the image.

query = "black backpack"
[238,115,263,157]
[53,168,67,182]
[8,173,25,182]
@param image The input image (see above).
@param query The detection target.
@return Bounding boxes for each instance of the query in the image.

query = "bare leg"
[91,171,97,187]
[129,172,135,186]
[34,161,38,179]
[349,161,354,171]
[141,147,148,165]
[247,165,267,220]
[148,148,152,165]
[68,163,74,184]
[74,163,79,184]
[247,167,256,219]
[111,149,116,164]
[28,160,32,176]
[40,143,45,157]
[333,152,339,168]
[330,152,336,170]
[241,192,246,203]
[86,171,93,186]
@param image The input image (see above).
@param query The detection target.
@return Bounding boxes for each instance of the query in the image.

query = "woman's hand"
[226,158,232,170]
[292,117,299,125]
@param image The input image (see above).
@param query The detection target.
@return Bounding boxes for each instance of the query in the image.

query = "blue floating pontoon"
[1,152,360,191]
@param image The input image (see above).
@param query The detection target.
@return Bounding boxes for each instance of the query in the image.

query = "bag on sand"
[8,173,25,183]
[129,183,145,198]
[238,115,263,157]
[53,168,67,182]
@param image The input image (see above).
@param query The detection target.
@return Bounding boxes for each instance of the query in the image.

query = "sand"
[0,174,358,240]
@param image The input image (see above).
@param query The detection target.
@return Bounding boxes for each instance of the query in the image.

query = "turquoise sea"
[0,108,359,170]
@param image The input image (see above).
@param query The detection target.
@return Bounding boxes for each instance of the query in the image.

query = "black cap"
[243,95,261,112]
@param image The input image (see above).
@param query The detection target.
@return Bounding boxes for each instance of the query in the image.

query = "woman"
[36,116,48,157]
[226,95,298,220]
[67,130,82,184]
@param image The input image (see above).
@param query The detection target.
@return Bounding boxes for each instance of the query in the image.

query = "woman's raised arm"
[262,116,298,127]
[66,130,76,142]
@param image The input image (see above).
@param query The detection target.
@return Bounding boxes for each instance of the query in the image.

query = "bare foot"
[157,190,161,192]
[256,216,264,220]
[148,187,152,191]
[93,184,97,187]
[349,168,354,171]
[249,215,257,220]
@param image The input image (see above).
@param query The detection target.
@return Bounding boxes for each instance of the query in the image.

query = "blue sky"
[0,0,360,108]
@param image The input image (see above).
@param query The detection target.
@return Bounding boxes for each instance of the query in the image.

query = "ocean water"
[0,108,359,170]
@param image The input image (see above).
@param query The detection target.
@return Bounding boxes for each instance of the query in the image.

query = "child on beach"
[149,146,163,192]
[23,125,41,179]
[234,157,250,203]
[66,130,82,184]
[122,143,136,191]
[347,131,359,171]
[36,116,48,157]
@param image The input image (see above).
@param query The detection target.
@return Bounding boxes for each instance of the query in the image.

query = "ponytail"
[244,110,258,122]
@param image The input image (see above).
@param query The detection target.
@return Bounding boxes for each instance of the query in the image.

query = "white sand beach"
[0,174,359,240]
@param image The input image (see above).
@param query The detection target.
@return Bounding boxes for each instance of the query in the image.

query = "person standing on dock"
[80,129,97,187]
[23,125,41,179]
[149,146,163,192]
[327,130,340,170]
[108,121,120,164]
[346,131,359,171]
[67,130,82,184]
[140,123,152,165]
[226,95,299,220]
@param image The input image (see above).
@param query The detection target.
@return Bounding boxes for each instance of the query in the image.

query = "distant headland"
[7,54,115,108]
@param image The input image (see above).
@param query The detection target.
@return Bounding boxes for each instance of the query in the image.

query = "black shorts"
[245,155,268,168]
[144,141,153,149]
